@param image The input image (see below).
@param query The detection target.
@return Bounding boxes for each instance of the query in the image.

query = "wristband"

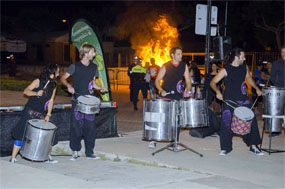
[46,114,51,117]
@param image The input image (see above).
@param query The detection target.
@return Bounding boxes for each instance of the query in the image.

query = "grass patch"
[97,154,110,161]
[128,158,160,167]
[113,155,121,162]
[54,147,70,155]
[127,158,190,171]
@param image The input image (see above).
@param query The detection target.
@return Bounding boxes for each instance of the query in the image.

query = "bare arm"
[45,88,56,122]
[261,72,270,81]
[184,65,192,97]
[24,79,43,97]
[60,72,75,94]
[246,65,262,96]
[155,65,166,96]
[210,68,227,100]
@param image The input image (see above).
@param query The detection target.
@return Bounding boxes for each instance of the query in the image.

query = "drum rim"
[145,99,177,102]
[27,119,57,130]
[233,106,254,121]
[77,95,101,105]
[263,87,285,90]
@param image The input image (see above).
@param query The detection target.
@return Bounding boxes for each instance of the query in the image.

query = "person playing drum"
[10,64,59,163]
[210,48,264,156]
[60,43,107,160]
[149,47,192,148]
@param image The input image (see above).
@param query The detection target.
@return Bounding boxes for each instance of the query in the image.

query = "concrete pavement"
[1,85,285,188]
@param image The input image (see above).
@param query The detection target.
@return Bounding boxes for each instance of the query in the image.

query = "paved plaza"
[0,83,284,188]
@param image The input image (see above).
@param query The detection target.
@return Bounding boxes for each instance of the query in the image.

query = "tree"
[242,1,285,51]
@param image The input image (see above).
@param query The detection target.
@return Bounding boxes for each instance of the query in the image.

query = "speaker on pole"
[213,36,232,60]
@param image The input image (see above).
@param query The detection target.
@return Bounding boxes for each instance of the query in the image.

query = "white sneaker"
[70,151,79,161]
[219,150,227,156]
[169,145,181,151]
[148,141,156,149]
[9,158,17,163]
[45,155,58,163]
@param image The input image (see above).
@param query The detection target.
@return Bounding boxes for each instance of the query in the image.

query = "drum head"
[78,95,100,105]
[234,107,254,121]
[28,119,56,130]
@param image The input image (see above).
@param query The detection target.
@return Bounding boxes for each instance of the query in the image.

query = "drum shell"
[231,115,252,135]
[264,118,283,132]
[76,103,100,114]
[143,100,177,141]
[179,99,208,128]
[263,87,285,132]
[263,87,285,116]
[21,120,56,161]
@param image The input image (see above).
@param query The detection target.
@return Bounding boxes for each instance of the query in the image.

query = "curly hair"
[39,64,58,89]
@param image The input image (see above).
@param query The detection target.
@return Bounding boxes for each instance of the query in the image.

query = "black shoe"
[86,154,100,160]
[134,107,138,111]
[249,145,264,156]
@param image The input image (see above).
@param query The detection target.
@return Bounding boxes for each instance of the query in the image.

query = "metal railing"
[107,52,280,90]
[107,67,130,90]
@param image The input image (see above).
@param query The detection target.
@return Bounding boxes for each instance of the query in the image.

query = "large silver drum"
[76,95,101,114]
[143,99,177,141]
[179,99,208,128]
[21,119,57,161]
[263,87,285,132]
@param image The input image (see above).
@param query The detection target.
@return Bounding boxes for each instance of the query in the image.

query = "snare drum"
[179,99,208,128]
[231,106,254,135]
[142,99,177,141]
[21,119,57,161]
[76,95,101,114]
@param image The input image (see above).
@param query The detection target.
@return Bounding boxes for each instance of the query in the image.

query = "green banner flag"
[70,19,111,101]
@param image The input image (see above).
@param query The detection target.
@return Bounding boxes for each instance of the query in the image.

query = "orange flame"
[136,15,180,67]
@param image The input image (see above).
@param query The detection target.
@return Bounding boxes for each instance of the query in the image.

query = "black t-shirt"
[67,61,98,96]
[224,63,248,101]
[25,78,56,113]
[161,61,186,100]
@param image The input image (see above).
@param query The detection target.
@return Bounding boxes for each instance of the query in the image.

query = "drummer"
[210,48,264,156]
[60,43,107,160]
[10,64,59,163]
[149,47,191,148]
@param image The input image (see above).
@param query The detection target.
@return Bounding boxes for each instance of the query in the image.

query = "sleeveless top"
[72,61,98,96]
[25,78,56,113]
[160,61,186,100]
[224,63,248,101]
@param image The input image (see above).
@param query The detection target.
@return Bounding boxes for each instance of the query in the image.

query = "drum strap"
[27,108,45,119]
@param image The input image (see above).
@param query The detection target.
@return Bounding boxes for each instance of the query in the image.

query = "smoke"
[115,2,180,59]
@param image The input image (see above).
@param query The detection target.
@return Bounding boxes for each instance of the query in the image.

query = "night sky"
[1,0,285,52]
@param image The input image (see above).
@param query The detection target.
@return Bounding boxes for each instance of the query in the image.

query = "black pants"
[70,101,97,156]
[131,81,147,108]
[220,100,262,152]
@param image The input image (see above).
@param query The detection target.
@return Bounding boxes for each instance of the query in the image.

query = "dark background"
[2,0,284,53]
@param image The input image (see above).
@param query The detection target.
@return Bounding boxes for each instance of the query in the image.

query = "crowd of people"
[9,44,284,163]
